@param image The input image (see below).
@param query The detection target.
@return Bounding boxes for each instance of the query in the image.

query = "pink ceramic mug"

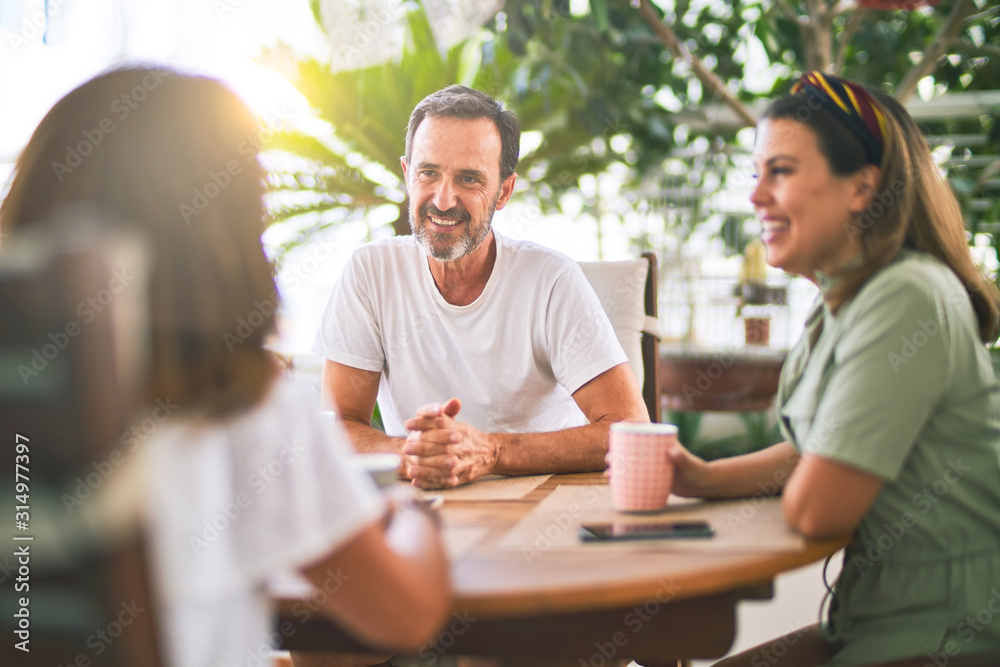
[608,422,678,512]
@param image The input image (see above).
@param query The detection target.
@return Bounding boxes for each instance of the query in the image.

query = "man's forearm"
[490,420,613,476]
[484,362,651,476]
[339,417,406,455]
[486,364,650,477]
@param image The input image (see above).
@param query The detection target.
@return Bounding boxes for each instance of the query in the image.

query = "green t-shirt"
[777,249,1000,665]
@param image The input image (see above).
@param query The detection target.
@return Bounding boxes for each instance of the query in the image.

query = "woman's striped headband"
[791,71,887,166]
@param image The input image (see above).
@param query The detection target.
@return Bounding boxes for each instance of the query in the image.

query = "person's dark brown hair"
[1,67,278,417]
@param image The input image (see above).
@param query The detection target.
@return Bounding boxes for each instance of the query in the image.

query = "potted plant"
[735,239,786,347]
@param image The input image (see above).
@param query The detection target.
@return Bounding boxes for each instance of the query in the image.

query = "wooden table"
[276,473,849,666]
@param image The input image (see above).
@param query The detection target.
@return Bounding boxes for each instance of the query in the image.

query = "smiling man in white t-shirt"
[313,85,648,490]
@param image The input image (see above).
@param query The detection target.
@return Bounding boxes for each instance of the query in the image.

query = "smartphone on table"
[578,520,714,542]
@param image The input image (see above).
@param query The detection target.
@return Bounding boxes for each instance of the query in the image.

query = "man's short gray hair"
[405,85,520,182]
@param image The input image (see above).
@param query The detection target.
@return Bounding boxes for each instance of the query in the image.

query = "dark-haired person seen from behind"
[314,85,649,489]
[665,72,1000,666]
[1,67,451,667]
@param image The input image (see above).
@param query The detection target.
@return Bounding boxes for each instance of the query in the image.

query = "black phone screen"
[578,521,714,541]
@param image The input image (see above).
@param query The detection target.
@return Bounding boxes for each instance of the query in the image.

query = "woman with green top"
[669,71,1000,666]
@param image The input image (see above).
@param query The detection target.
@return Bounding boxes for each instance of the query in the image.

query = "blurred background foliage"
[263,0,1000,267]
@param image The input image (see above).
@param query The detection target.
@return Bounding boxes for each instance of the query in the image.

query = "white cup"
[352,453,402,489]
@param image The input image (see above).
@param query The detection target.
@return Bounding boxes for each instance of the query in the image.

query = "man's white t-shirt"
[142,377,386,667]
[313,231,627,436]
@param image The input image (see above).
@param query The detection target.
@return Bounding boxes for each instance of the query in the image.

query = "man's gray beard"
[414,223,486,261]
[411,191,499,262]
